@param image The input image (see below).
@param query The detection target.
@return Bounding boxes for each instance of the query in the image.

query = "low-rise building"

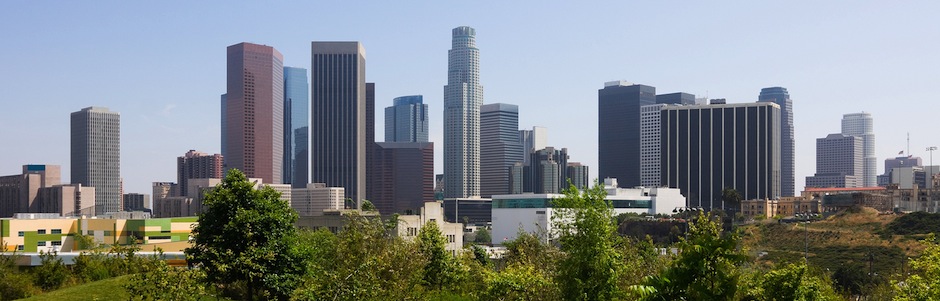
[291,183,344,216]
[490,178,685,245]
[0,215,196,253]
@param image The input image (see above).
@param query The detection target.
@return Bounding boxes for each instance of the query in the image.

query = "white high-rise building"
[842,112,876,187]
[519,126,547,165]
[640,104,665,187]
[444,26,483,198]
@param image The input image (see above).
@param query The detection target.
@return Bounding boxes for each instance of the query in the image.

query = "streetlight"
[795,212,819,261]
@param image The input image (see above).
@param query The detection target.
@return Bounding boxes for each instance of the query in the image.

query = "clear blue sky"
[2,2,939,196]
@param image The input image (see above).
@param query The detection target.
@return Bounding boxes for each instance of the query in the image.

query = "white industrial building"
[490,178,685,244]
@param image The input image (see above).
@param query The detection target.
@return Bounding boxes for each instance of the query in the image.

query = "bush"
[33,251,72,291]
[124,260,207,301]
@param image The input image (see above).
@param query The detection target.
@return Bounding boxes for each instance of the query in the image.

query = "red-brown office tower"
[224,42,284,184]
[369,142,435,214]
[177,150,224,196]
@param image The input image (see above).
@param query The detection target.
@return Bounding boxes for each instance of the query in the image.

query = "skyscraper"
[598,81,656,187]
[444,26,483,198]
[526,147,569,194]
[223,42,284,184]
[385,95,429,142]
[660,102,781,208]
[369,142,434,214]
[283,66,309,188]
[519,126,547,165]
[806,134,862,188]
[177,150,224,196]
[480,103,523,197]
[566,162,590,190]
[841,112,876,187]
[310,41,367,204]
[71,106,121,214]
[758,87,795,196]
[640,104,666,187]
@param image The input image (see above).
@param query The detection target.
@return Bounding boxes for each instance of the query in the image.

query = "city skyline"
[2,3,939,196]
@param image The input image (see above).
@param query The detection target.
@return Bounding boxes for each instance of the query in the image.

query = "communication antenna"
[908,132,910,155]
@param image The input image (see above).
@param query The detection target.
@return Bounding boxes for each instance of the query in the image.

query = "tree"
[552,181,624,300]
[474,227,492,244]
[361,199,377,211]
[33,251,70,291]
[125,260,207,301]
[185,169,305,300]
[894,234,940,300]
[635,211,747,301]
[738,263,840,301]
[418,221,454,290]
[722,187,743,213]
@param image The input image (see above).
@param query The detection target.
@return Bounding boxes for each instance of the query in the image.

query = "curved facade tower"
[444,26,483,198]
[841,112,876,187]
[758,87,794,196]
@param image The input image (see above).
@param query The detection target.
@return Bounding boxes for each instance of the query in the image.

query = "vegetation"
[885,211,940,236]
[7,173,940,300]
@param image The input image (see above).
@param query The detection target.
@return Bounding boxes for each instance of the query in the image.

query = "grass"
[19,275,131,301]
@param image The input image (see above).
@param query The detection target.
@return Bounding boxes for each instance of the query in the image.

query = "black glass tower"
[598,82,656,187]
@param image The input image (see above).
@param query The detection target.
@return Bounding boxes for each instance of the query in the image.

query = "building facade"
[0,165,62,217]
[640,104,665,187]
[598,81,656,187]
[71,107,121,214]
[224,42,284,184]
[368,142,434,215]
[519,126,547,165]
[660,102,781,209]
[806,134,863,188]
[385,95,429,143]
[566,162,590,190]
[291,183,344,216]
[758,87,795,196]
[480,103,524,197]
[122,193,150,211]
[310,41,367,205]
[841,112,876,187]
[283,66,309,188]
[444,26,483,198]
[177,150,224,197]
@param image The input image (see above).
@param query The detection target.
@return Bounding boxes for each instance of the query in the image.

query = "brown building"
[36,184,96,216]
[177,150,224,196]
[0,165,62,217]
[223,42,284,184]
[368,142,434,215]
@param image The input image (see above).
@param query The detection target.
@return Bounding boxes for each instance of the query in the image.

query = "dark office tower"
[369,142,434,214]
[758,87,794,196]
[598,81,656,187]
[311,42,367,204]
[806,134,862,188]
[224,42,284,184]
[385,95,429,142]
[283,66,309,188]
[444,26,483,198]
[661,102,781,209]
[526,147,569,194]
[480,103,524,197]
[177,150,224,196]
[71,107,121,214]
[365,82,375,205]
[656,92,696,105]
[566,162,590,190]
[509,163,525,194]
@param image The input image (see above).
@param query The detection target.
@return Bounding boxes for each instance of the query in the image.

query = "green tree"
[0,247,40,300]
[125,260,207,301]
[483,264,561,301]
[185,169,305,300]
[474,227,492,244]
[894,234,940,300]
[418,221,455,290]
[722,187,742,213]
[552,182,624,300]
[361,199,377,211]
[738,263,840,301]
[33,251,71,291]
[635,211,747,301]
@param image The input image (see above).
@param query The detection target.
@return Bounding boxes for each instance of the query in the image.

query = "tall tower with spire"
[444,26,483,198]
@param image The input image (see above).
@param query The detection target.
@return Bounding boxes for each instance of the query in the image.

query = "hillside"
[740,207,927,279]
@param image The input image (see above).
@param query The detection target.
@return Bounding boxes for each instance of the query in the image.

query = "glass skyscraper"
[283,66,309,188]
[480,103,523,197]
[310,41,367,204]
[598,81,656,188]
[758,87,795,196]
[444,26,483,198]
[223,42,284,184]
[842,112,876,187]
[385,95,428,142]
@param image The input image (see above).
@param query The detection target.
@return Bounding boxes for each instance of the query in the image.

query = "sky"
[1,2,939,196]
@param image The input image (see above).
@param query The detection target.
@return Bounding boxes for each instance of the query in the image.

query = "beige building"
[291,183,344,216]
[740,197,822,219]
[36,184,96,216]
[0,165,62,217]
[396,201,464,254]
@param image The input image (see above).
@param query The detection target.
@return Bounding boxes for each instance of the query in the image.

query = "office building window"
[37,229,46,234]
[38,241,46,247]
[17,231,24,237]
[52,241,62,246]
[51,229,62,234]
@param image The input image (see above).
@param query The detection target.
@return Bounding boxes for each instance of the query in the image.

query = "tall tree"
[894,234,940,300]
[185,169,304,300]
[418,221,453,290]
[636,211,747,301]
[552,181,624,300]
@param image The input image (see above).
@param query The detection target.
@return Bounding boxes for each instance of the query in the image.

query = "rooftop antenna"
[908,132,911,155]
